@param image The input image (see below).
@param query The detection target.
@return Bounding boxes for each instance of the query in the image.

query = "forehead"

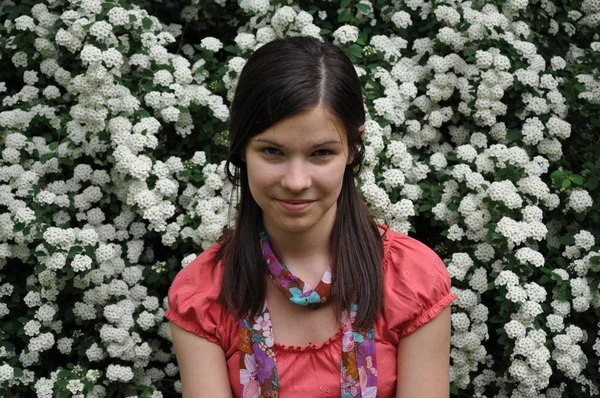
[254,107,347,145]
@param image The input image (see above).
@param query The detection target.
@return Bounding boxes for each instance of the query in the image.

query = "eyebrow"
[254,138,343,149]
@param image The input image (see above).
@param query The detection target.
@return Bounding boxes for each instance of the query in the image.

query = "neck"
[262,214,335,276]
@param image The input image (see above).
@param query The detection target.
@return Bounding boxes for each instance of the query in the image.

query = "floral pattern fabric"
[239,231,377,398]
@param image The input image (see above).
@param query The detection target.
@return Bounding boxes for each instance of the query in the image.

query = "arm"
[170,322,234,398]
[395,306,452,398]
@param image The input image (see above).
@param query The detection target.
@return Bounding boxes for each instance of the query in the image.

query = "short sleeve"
[165,243,228,345]
[381,229,456,340]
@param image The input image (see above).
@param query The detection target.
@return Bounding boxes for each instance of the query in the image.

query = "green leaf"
[178,169,191,177]
[341,0,351,8]
[143,81,153,92]
[49,142,59,151]
[591,279,599,293]
[562,179,571,189]
[2,341,14,352]
[147,272,160,284]
[355,3,372,12]
[450,383,458,395]
[13,367,23,378]
[338,8,353,22]
[224,45,238,54]
[569,174,583,185]
[506,130,520,141]
[40,153,55,162]
[585,177,598,190]
[574,83,586,93]
[489,315,504,323]
[349,44,362,58]
[550,169,566,183]
[591,118,600,128]
[61,158,74,166]
[559,235,575,245]
[137,109,151,118]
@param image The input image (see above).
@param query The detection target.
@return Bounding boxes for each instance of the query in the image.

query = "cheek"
[321,164,347,195]
[246,161,278,192]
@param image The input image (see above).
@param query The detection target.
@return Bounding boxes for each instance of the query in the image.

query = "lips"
[276,199,315,212]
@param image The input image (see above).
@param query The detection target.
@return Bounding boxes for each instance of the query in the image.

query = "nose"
[281,159,312,192]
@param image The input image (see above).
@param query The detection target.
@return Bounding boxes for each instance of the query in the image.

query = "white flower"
[24,320,42,336]
[504,319,526,339]
[573,230,595,251]
[506,284,527,303]
[567,189,593,213]
[29,332,55,352]
[447,224,464,241]
[391,11,412,29]
[456,144,478,162]
[106,364,134,382]
[153,70,174,86]
[332,25,360,45]
[80,44,102,64]
[234,33,257,51]
[515,247,545,268]
[550,56,566,70]
[451,312,471,332]
[239,0,271,16]
[71,253,93,272]
[495,270,519,287]
[199,37,223,52]
[524,282,546,303]
[0,364,14,382]
[456,289,478,309]
[89,21,113,41]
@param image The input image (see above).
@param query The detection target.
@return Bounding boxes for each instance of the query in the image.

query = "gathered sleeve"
[165,243,229,346]
[381,230,456,341]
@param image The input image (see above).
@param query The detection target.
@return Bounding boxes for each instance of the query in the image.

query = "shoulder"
[378,225,456,339]
[165,242,227,343]
[171,242,224,292]
[381,226,446,274]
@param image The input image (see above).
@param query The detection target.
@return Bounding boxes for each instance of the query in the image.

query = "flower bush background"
[0,0,599,396]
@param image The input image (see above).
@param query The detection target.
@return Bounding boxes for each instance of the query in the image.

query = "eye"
[313,149,332,158]
[262,147,281,156]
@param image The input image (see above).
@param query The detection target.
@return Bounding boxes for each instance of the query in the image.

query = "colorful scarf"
[239,231,377,398]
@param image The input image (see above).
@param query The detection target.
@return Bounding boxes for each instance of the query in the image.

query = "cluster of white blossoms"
[450,286,490,390]
[1,0,599,396]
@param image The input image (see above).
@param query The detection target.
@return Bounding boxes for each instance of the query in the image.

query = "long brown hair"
[214,36,383,329]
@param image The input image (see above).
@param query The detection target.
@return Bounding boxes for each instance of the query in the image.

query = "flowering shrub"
[0,0,599,397]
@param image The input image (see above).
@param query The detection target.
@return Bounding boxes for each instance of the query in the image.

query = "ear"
[347,125,364,165]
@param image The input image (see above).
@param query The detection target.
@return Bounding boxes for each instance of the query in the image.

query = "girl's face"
[243,106,352,236]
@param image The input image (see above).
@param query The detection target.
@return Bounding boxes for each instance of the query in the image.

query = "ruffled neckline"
[274,325,344,352]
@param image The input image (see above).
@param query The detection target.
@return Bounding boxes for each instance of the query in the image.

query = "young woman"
[166,36,456,397]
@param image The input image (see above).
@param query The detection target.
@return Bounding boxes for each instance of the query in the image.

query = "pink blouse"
[165,226,456,397]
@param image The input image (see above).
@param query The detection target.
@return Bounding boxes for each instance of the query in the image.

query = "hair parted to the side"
[214,36,384,329]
